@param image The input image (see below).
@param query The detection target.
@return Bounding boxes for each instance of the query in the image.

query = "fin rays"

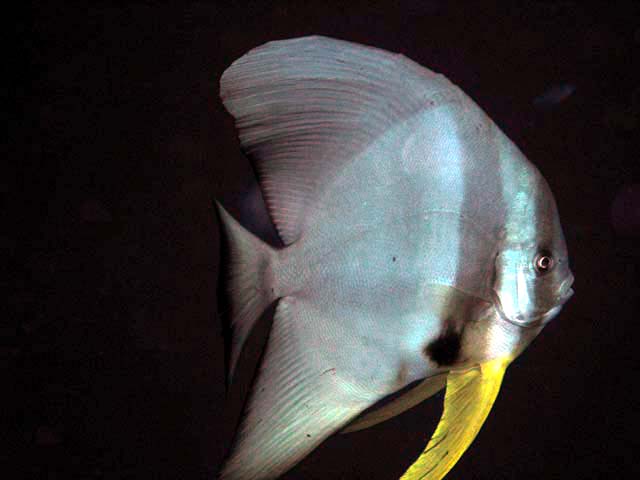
[400,358,511,480]
[220,35,460,245]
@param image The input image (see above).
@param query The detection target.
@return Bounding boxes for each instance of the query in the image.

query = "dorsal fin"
[220,35,459,245]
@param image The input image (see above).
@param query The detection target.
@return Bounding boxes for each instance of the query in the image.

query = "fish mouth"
[557,273,575,304]
[559,287,574,303]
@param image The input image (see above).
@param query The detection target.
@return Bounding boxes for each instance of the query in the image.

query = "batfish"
[216,36,574,480]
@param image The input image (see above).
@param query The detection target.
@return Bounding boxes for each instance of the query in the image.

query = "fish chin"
[534,284,574,325]
[512,304,566,328]
[531,304,564,326]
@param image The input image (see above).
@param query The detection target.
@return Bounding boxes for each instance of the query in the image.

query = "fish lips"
[558,274,575,302]
[559,286,575,303]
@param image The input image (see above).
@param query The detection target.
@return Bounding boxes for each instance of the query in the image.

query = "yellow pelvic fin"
[400,357,511,480]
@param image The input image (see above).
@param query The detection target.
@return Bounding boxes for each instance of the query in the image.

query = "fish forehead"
[534,176,569,252]
[501,158,568,257]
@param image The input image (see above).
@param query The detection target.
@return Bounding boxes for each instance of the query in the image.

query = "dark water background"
[6,2,639,478]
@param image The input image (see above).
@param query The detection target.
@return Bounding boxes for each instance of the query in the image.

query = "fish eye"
[534,251,554,274]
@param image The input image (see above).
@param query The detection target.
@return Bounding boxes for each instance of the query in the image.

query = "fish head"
[491,167,574,347]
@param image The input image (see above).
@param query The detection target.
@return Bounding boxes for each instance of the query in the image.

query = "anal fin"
[342,374,447,434]
[220,297,377,480]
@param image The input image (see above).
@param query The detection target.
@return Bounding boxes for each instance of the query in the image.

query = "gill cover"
[400,357,511,480]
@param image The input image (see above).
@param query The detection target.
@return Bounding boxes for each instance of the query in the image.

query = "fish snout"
[560,288,574,303]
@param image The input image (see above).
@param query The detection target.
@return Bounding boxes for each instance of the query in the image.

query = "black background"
[6,1,640,479]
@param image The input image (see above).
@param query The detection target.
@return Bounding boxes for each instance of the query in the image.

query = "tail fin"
[215,201,277,386]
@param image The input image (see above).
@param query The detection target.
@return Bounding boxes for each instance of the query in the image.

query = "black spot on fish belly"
[424,327,461,366]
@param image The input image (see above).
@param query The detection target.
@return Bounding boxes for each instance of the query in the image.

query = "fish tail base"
[215,201,278,385]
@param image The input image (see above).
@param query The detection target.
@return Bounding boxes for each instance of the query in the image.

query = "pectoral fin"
[400,357,511,480]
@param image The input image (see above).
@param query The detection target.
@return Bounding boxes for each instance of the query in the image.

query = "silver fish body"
[217,36,573,480]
